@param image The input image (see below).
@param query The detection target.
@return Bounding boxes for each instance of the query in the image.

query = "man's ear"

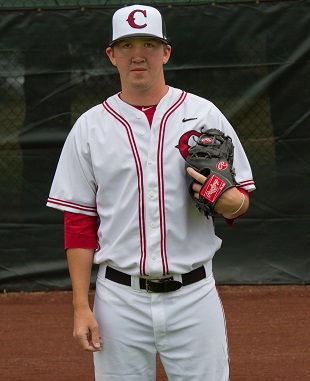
[163,44,172,65]
[106,47,117,66]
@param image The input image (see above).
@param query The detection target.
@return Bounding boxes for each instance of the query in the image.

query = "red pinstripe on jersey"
[102,100,147,276]
[157,91,187,275]
[47,197,97,213]
[237,180,255,189]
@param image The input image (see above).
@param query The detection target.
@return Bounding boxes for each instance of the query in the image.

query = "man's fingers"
[73,309,103,352]
[192,182,202,193]
[90,325,102,350]
[187,167,206,185]
[74,330,92,351]
[187,167,205,199]
[74,327,102,352]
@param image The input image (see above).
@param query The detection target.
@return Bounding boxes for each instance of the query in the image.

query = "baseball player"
[47,4,255,381]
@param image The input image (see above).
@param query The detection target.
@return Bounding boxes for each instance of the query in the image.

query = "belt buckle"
[145,276,183,293]
[145,276,174,293]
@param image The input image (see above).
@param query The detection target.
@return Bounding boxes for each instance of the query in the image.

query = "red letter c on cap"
[127,9,147,29]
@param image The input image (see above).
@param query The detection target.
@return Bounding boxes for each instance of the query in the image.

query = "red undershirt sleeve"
[224,188,249,228]
[64,211,98,251]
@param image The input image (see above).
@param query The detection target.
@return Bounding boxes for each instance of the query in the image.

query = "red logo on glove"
[200,175,226,203]
[201,137,212,143]
[216,161,228,171]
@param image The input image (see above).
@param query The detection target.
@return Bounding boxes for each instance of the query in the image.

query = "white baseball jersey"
[47,86,255,277]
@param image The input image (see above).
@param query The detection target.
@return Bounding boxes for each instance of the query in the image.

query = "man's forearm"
[66,248,95,309]
[66,248,102,351]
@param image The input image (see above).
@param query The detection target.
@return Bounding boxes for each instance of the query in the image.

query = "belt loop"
[204,261,212,279]
[131,276,141,291]
[172,273,182,283]
[98,263,108,279]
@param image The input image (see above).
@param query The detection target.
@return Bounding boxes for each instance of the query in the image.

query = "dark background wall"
[0,0,309,290]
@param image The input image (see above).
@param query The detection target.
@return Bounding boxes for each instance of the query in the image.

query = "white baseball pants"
[93,268,229,381]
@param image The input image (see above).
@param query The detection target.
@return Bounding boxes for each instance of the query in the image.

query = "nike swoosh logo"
[142,106,153,111]
[182,117,198,123]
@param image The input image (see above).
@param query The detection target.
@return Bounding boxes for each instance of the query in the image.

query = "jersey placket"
[145,91,188,276]
[144,110,163,277]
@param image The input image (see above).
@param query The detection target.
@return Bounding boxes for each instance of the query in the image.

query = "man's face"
[106,38,171,93]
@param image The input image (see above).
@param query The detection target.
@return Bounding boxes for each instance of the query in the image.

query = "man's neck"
[120,84,169,107]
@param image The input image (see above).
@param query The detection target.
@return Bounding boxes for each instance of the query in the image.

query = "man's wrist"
[230,193,246,215]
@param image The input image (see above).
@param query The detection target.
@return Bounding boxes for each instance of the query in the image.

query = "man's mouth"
[131,68,147,72]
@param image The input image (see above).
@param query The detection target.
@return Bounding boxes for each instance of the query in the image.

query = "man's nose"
[132,47,146,62]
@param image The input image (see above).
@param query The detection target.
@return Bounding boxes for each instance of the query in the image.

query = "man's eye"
[119,43,131,48]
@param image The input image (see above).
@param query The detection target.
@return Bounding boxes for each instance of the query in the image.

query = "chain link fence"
[0,51,24,200]
[0,0,271,9]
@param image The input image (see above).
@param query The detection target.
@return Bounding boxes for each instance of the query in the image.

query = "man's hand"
[185,129,239,217]
[73,307,102,352]
[187,167,248,218]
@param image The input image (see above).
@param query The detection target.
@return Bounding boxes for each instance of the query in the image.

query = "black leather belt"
[105,266,206,293]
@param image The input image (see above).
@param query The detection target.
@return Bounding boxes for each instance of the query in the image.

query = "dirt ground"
[1,285,309,381]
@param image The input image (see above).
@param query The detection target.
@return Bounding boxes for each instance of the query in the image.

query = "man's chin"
[130,82,153,92]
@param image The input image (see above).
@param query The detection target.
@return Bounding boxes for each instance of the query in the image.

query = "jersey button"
[139,130,145,136]
[147,159,152,165]
[150,222,156,228]
[136,113,142,119]
[149,191,154,198]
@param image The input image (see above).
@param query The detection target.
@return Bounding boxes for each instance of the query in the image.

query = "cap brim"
[108,33,168,47]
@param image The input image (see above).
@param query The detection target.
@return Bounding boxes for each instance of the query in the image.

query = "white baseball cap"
[108,4,168,46]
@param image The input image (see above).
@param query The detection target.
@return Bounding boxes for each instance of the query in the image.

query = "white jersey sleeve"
[46,109,98,216]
